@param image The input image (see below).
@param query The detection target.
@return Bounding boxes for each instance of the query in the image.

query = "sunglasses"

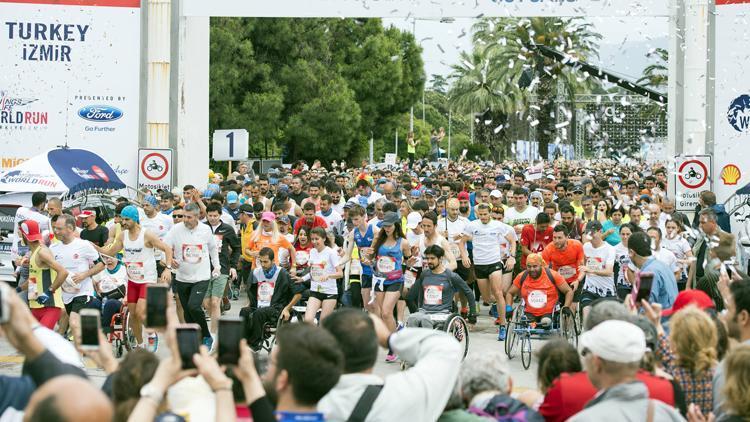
[173,214,183,219]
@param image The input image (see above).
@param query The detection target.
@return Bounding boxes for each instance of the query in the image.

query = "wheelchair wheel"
[561,307,578,348]
[520,334,532,370]
[123,310,139,351]
[504,306,521,359]
[445,314,469,359]
[113,339,124,358]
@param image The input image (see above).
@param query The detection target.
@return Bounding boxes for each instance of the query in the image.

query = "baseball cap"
[380,211,400,227]
[260,211,276,222]
[410,189,422,198]
[239,204,254,215]
[628,232,652,257]
[572,185,584,193]
[457,191,470,201]
[226,191,239,204]
[343,202,354,210]
[202,189,215,199]
[579,320,647,363]
[530,191,543,200]
[277,215,290,225]
[584,220,602,233]
[662,290,715,316]
[19,220,43,242]
[76,210,96,219]
[424,189,436,197]
[406,211,422,230]
[490,189,502,199]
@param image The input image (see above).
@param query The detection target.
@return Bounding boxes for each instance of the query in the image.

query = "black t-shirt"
[289,191,309,206]
[81,225,109,247]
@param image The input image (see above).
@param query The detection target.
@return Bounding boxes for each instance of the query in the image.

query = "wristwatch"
[139,383,165,403]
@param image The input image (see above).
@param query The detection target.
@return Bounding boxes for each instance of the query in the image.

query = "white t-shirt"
[661,235,691,273]
[406,231,424,268]
[353,191,383,206]
[463,220,515,265]
[309,246,340,295]
[653,247,679,273]
[317,210,343,229]
[142,212,173,260]
[437,216,469,259]
[165,223,219,283]
[582,241,616,296]
[94,264,128,294]
[50,238,101,304]
[614,243,631,288]
[504,206,539,228]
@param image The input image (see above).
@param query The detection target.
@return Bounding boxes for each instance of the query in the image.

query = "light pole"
[448,108,452,160]
[409,18,416,132]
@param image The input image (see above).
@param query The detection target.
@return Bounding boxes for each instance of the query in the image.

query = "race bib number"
[310,263,326,283]
[424,285,443,305]
[377,256,396,273]
[404,270,417,289]
[61,275,81,294]
[257,281,275,307]
[586,257,603,270]
[182,244,203,264]
[214,234,223,251]
[99,277,119,293]
[295,250,310,266]
[125,261,145,282]
[527,290,548,309]
[450,243,460,258]
[558,265,576,280]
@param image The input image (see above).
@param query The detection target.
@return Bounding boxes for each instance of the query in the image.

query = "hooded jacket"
[568,381,685,422]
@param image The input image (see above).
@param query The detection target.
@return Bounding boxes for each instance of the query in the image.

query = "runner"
[520,213,554,267]
[613,223,639,300]
[461,203,516,339]
[164,203,220,349]
[204,202,240,341]
[541,225,585,313]
[19,220,69,329]
[94,205,173,349]
[580,220,616,321]
[437,198,472,316]
[302,227,342,323]
[338,205,377,315]
[141,195,174,275]
[660,219,693,291]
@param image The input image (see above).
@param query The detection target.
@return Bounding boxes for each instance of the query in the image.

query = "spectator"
[518,339,582,410]
[691,191,730,233]
[460,351,543,421]
[110,350,159,422]
[695,231,739,312]
[691,208,727,288]
[704,345,750,422]
[25,375,113,422]
[569,320,683,421]
[319,309,462,421]
[713,277,750,415]
[628,231,679,308]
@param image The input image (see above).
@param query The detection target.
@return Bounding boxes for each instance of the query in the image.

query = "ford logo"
[78,105,123,122]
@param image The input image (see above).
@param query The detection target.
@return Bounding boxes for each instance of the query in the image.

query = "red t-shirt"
[512,269,567,317]
[293,215,328,235]
[520,224,553,267]
[538,371,680,422]
[541,240,585,284]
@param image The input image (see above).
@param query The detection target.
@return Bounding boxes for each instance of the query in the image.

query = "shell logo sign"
[721,164,741,186]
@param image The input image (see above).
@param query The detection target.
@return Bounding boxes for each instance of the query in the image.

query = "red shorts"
[127,280,149,303]
[31,307,62,330]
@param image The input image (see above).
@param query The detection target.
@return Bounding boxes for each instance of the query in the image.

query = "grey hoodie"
[569,381,685,422]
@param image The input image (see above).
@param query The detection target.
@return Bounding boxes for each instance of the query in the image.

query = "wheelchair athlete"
[505,253,573,328]
[241,247,304,351]
[406,244,477,328]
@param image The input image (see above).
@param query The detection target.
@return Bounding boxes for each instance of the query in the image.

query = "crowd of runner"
[1,157,750,422]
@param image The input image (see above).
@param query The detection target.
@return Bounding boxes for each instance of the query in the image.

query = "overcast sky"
[383,16,669,84]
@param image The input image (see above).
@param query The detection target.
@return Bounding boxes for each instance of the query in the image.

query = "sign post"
[674,155,712,211]
[138,148,173,192]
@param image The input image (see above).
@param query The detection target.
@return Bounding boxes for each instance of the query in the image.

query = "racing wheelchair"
[107,301,159,357]
[504,300,577,369]
[258,305,307,353]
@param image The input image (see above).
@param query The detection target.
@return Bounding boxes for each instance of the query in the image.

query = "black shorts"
[65,296,96,315]
[360,274,373,289]
[474,261,505,280]
[579,290,616,309]
[309,291,338,301]
[375,281,402,293]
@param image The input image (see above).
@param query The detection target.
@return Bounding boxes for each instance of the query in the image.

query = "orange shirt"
[513,268,567,317]
[247,233,293,268]
[541,240,585,284]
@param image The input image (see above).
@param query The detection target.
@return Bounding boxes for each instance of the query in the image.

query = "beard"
[459,206,469,213]
[262,377,279,408]
[726,316,742,341]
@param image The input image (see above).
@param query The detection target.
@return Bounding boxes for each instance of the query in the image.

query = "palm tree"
[471,17,602,159]
[636,48,668,120]
[448,49,525,160]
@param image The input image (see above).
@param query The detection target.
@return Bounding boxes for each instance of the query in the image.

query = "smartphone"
[218,316,243,365]
[0,283,9,324]
[146,285,168,328]
[176,324,201,369]
[79,309,101,350]
[632,272,655,305]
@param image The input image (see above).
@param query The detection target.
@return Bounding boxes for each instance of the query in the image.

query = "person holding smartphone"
[94,205,173,350]
[626,231,679,309]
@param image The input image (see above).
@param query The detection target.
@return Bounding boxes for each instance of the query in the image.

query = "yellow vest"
[240,221,255,262]
[28,247,63,309]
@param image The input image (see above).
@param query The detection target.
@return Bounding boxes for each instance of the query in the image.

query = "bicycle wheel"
[520,334,532,370]
[445,314,469,359]
[561,308,578,348]
[123,310,140,351]
[504,306,521,359]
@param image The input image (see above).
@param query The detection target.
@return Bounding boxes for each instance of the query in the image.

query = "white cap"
[490,189,502,198]
[406,211,422,229]
[580,320,647,363]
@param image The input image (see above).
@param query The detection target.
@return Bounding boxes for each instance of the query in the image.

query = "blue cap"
[202,189,215,199]
[226,191,239,204]
[410,189,421,198]
[144,195,158,207]
[120,205,140,224]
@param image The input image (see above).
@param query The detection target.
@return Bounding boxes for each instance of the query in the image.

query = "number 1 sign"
[212,129,249,161]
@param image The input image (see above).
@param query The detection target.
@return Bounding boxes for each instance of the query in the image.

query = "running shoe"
[147,333,159,352]
[490,303,498,318]
[494,317,503,326]
[385,353,398,363]
[460,307,469,318]
[202,336,214,350]
[497,325,507,341]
